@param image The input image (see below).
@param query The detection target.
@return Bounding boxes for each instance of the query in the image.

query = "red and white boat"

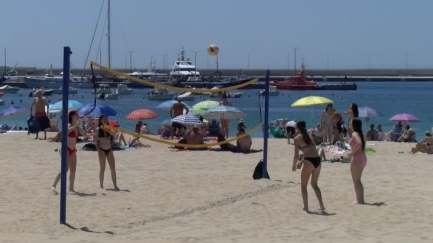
[270,65,324,90]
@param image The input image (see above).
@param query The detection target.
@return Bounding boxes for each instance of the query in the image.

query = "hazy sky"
[1,0,432,70]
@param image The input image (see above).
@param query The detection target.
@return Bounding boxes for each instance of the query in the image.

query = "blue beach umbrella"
[0,106,28,119]
[156,100,191,110]
[171,114,202,125]
[202,105,246,120]
[49,100,83,113]
[77,103,117,117]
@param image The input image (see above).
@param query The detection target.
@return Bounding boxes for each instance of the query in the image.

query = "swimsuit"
[35,111,47,117]
[98,130,113,156]
[299,143,321,168]
[67,129,78,155]
[349,138,367,168]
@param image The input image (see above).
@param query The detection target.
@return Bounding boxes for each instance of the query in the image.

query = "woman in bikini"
[346,118,367,204]
[292,120,326,212]
[320,104,335,144]
[51,110,86,195]
[344,103,359,137]
[94,115,119,190]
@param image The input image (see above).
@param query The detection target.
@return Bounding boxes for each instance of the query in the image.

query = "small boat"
[177,92,195,101]
[30,88,54,97]
[270,64,324,90]
[93,84,112,94]
[260,85,280,96]
[226,91,243,98]
[98,92,119,100]
[147,88,175,101]
[0,85,20,93]
[52,87,78,94]
[116,83,133,95]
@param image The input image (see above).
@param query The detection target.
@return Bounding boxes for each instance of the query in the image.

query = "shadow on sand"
[106,188,130,192]
[64,223,114,235]
[74,192,97,197]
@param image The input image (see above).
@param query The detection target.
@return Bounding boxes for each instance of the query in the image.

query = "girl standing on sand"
[51,110,87,195]
[94,115,119,190]
[346,118,367,204]
[345,103,359,137]
[292,120,326,212]
[321,104,335,144]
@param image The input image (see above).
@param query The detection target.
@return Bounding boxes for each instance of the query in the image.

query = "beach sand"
[1,132,433,243]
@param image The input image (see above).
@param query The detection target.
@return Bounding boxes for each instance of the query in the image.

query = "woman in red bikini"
[51,110,86,195]
[94,115,119,190]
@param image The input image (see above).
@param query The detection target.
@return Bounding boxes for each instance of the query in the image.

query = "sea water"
[1,81,432,138]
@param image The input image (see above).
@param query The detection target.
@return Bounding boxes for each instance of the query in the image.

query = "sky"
[1,0,433,70]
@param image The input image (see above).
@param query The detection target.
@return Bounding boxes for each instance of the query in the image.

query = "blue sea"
[2,82,432,138]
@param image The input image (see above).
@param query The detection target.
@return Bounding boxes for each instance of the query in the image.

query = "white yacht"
[24,65,93,89]
[93,84,112,94]
[0,85,20,93]
[116,83,133,95]
[169,48,201,82]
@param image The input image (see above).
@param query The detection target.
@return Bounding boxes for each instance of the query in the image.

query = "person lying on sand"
[410,131,433,154]
[128,136,151,148]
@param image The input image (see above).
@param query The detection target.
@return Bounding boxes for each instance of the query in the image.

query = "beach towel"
[324,145,347,154]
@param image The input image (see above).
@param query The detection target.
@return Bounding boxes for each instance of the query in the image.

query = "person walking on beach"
[30,90,50,140]
[51,110,86,195]
[170,97,189,139]
[345,103,359,137]
[220,93,232,138]
[94,115,119,190]
[292,120,326,212]
[346,118,367,204]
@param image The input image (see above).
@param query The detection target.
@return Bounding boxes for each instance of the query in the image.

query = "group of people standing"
[292,102,368,212]
[51,111,120,195]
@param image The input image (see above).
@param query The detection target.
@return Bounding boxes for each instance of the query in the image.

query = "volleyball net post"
[262,70,270,179]
[60,46,71,224]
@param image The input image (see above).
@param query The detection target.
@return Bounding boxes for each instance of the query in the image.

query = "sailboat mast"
[4,48,6,71]
[107,0,111,68]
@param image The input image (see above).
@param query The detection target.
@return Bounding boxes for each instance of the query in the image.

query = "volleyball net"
[89,61,264,149]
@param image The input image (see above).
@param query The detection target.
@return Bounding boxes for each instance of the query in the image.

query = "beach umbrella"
[0,106,28,119]
[126,109,158,120]
[171,114,202,125]
[49,100,83,113]
[202,105,246,120]
[290,96,333,107]
[156,100,191,110]
[192,100,219,110]
[77,103,117,117]
[286,120,296,127]
[358,106,384,118]
[389,113,420,122]
[108,120,119,127]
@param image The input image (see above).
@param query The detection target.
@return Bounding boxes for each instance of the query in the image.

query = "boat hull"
[24,77,94,89]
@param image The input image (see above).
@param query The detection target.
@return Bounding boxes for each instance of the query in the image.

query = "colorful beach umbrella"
[126,109,158,120]
[290,96,333,107]
[358,106,384,118]
[202,105,246,120]
[49,100,83,113]
[192,100,219,110]
[171,114,202,125]
[389,113,420,122]
[0,106,28,119]
[77,103,117,117]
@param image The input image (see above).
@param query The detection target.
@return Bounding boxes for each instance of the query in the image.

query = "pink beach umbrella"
[389,113,420,122]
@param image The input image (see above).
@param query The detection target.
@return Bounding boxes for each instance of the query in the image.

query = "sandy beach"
[1,132,433,242]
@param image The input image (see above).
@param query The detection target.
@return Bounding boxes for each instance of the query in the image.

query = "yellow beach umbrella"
[290,96,333,107]
[192,100,219,110]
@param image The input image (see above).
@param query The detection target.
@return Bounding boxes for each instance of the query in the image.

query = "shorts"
[36,116,51,131]
[286,126,295,135]
[172,122,185,129]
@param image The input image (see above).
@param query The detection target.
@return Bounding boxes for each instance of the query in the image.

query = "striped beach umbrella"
[171,114,202,125]
[202,105,246,120]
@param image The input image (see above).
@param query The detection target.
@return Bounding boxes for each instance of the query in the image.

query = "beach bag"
[27,116,40,134]
[252,160,270,180]
[82,143,97,151]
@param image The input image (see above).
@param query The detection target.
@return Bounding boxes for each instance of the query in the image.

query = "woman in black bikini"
[292,120,326,212]
[94,115,119,190]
